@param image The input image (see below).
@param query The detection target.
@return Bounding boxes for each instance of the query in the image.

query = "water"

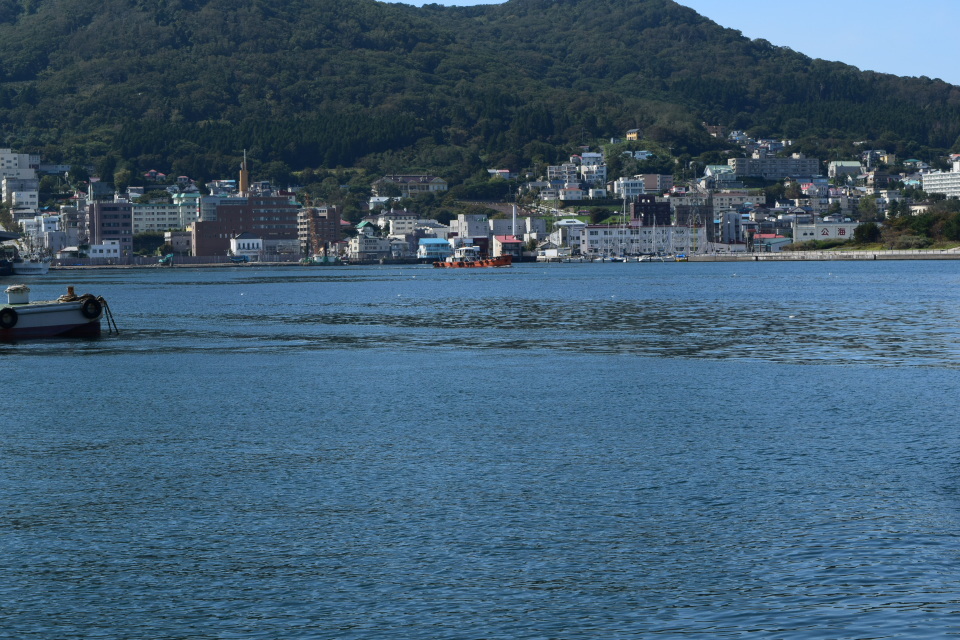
[3,261,960,638]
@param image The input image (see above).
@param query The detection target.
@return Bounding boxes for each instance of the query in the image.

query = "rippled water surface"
[4,261,960,638]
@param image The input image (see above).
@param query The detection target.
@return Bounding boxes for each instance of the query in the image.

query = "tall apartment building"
[87,201,134,256]
[728,154,821,179]
[298,205,341,255]
[132,202,184,234]
[922,161,960,198]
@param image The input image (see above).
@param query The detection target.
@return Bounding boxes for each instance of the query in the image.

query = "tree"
[133,232,166,255]
[114,168,132,194]
[854,222,881,244]
[858,195,879,222]
[68,165,89,186]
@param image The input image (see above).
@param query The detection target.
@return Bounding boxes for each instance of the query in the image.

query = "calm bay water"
[3,261,960,638]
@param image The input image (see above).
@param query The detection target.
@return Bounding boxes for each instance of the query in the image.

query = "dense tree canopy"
[0,0,958,180]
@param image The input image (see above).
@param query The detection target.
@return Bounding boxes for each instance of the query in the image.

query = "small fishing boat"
[0,285,117,341]
[433,246,512,268]
[11,254,51,275]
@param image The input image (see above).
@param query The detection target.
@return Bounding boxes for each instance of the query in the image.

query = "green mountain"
[0,0,958,181]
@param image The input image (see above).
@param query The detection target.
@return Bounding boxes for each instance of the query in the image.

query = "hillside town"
[3,128,959,264]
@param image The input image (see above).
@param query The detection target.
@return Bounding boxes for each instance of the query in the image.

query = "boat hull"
[433,255,513,268]
[12,259,51,275]
[0,300,102,341]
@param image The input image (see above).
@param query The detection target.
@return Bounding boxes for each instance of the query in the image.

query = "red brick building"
[192,195,300,256]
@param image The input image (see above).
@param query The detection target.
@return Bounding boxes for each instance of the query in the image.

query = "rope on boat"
[97,296,120,335]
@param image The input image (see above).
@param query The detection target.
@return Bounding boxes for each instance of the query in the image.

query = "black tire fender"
[81,298,102,319]
[0,307,17,329]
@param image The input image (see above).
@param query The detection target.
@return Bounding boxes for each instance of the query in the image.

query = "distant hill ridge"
[0,0,957,179]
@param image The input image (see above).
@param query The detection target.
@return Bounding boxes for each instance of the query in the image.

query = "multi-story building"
[0,148,39,180]
[372,174,448,199]
[191,195,300,256]
[87,201,134,256]
[21,214,75,253]
[348,231,391,261]
[578,152,604,166]
[922,161,960,197]
[710,190,754,211]
[613,177,646,199]
[448,213,490,240]
[579,224,706,256]
[298,205,341,255]
[164,231,192,255]
[132,202,183,234]
[631,194,671,226]
[2,177,39,217]
[635,174,674,194]
[373,209,419,236]
[546,164,579,183]
[728,154,821,179]
[580,164,607,185]
[172,193,202,227]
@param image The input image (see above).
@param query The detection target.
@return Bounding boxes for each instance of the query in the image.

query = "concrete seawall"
[689,250,960,262]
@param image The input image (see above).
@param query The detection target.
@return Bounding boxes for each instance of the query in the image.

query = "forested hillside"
[0,0,958,181]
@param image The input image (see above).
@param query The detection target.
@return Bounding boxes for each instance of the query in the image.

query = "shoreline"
[27,249,960,271]
[689,250,960,261]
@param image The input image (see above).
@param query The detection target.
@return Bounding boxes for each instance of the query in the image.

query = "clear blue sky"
[393,0,960,86]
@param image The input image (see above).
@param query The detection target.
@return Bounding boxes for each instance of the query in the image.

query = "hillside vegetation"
[1,0,958,180]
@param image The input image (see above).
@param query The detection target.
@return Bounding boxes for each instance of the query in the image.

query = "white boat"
[12,255,51,275]
[0,285,114,340]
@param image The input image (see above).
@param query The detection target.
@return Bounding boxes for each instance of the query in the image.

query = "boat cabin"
[449,245,482,262]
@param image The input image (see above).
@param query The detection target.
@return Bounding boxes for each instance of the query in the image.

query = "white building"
[547,163,579,183]
[172,193,202,227]
[348,234,391,261]
[448,213,489,240]
[88,240,122,260]
[0,148,39,180]
[417,238,453,261]
[580,164,607,185]
[578,152,604,166]
[230,232,263,258]
[20,213,75,253]
[132,202,185,233]
[612,177,646,199]
[560,185,585,201]
[3,176,39,216]
[579,224,707,256]
[828,161,863,179]
[792,220,861,241]
[922,161,960,198]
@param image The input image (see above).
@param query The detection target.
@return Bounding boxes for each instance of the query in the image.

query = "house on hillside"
[372,174,448,199]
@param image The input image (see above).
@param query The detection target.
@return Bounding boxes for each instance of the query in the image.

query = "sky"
[397,0,960,86]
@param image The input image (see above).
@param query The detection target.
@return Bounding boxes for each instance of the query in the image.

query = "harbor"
[6,261,960,638]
